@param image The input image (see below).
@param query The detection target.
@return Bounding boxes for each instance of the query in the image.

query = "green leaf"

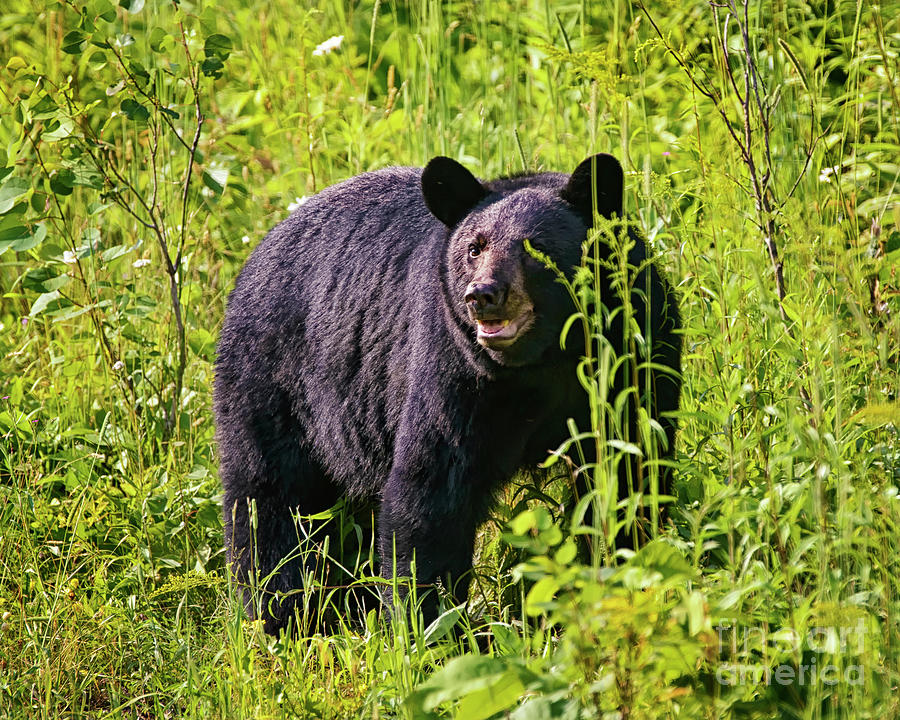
[422,605,464,644]
[629,539,694,582]
[510,695,578,720]
[62,30,87,55]
[201,58,225,79]
[10,221,47,252]
[0,223,28,254]
[29,290,62,317]
[204,34,232,61]
[554,537,577,565]
[42,118,75,141]
[31,192,46,213]
[201,33,232,78]
[202,166,228,195]
[101,242,136,263]
[120,98,150,122]
[23,266,69,293]
[87,51,107,69]
[885,230,900,254]
[119,0,144,14]
[5,56,28,73]
[50,304,93,322]
[128,60,150,86]
[30,94,58,119]
[149,27,169,52]
[406,656,540,717]
[67,162,104,190]
[525,575,560,615]
[0,178,31,213]
[188,328,216,360]
[92,0,116,22]
[456,669,526,720]
[49,169,75,196]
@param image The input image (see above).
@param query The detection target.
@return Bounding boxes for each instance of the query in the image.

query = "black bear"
[214,154,681,634]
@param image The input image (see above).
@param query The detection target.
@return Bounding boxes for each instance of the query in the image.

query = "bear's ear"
[560,153,624,224]
[422,156,489,227]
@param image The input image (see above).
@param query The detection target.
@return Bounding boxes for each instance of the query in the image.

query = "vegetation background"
[0,0,898,717]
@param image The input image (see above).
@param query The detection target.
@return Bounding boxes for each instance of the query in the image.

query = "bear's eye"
[467,243,481,259]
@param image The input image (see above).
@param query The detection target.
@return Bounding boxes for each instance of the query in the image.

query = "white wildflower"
[133,258,151,268]
[113,360,125,372]
[62,250,77,264]
[288,196,309,212]
[241,235,251,244]
[312,35,343,56]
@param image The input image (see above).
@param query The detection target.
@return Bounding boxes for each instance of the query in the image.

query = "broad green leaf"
[87,201,112,215]
[685,590,707,636]
[119,0,144,14]
[91,0,116,21]
[62,30,87,54]
[525,575,560,615]
[42,118,74,141]
[69,163,104,190]
[406,656,539,716]
[204,33,232,61]
[629,539,693,582]
[510,695,579,720]
[120,99,150,122]
[87,51,107,69]
[0,178,30,213]
[51,304,93,322]
[0,229,27,254]
[23,266,69,293]
[202,166,229,195]
[421,605,464,644]
[6,56,27,71]
[201,58,225,78]
[0,212,29,252]
[128,60,150,86]
[101,243,135,263]
[188,328,216,361]
[455,669,526,720]
[49,169,75,196]
[29,94,58,119]
[10,221,47,252]
[202,33,232,78]
[149,27,169,52]
[554,537,577,565]
[29,290,61,317]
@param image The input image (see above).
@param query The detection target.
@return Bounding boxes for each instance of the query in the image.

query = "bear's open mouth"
[475,310,533,348]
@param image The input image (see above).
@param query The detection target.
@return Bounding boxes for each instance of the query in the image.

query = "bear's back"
[216,167,456,493]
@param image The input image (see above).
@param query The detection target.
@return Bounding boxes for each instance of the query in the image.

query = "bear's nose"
[465,281,507,311]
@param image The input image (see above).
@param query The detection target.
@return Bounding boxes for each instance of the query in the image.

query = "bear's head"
[422,154,624,367]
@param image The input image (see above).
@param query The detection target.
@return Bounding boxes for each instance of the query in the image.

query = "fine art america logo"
[715,619,867,687]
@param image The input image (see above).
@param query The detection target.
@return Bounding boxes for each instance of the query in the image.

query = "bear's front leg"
[376,440,488,621]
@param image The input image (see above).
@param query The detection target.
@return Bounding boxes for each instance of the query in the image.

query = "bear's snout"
[464,281,508,314]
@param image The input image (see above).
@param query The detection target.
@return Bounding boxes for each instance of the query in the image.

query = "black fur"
[214,154,681,634]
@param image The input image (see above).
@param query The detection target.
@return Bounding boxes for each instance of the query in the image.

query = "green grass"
[1,0,899,717]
